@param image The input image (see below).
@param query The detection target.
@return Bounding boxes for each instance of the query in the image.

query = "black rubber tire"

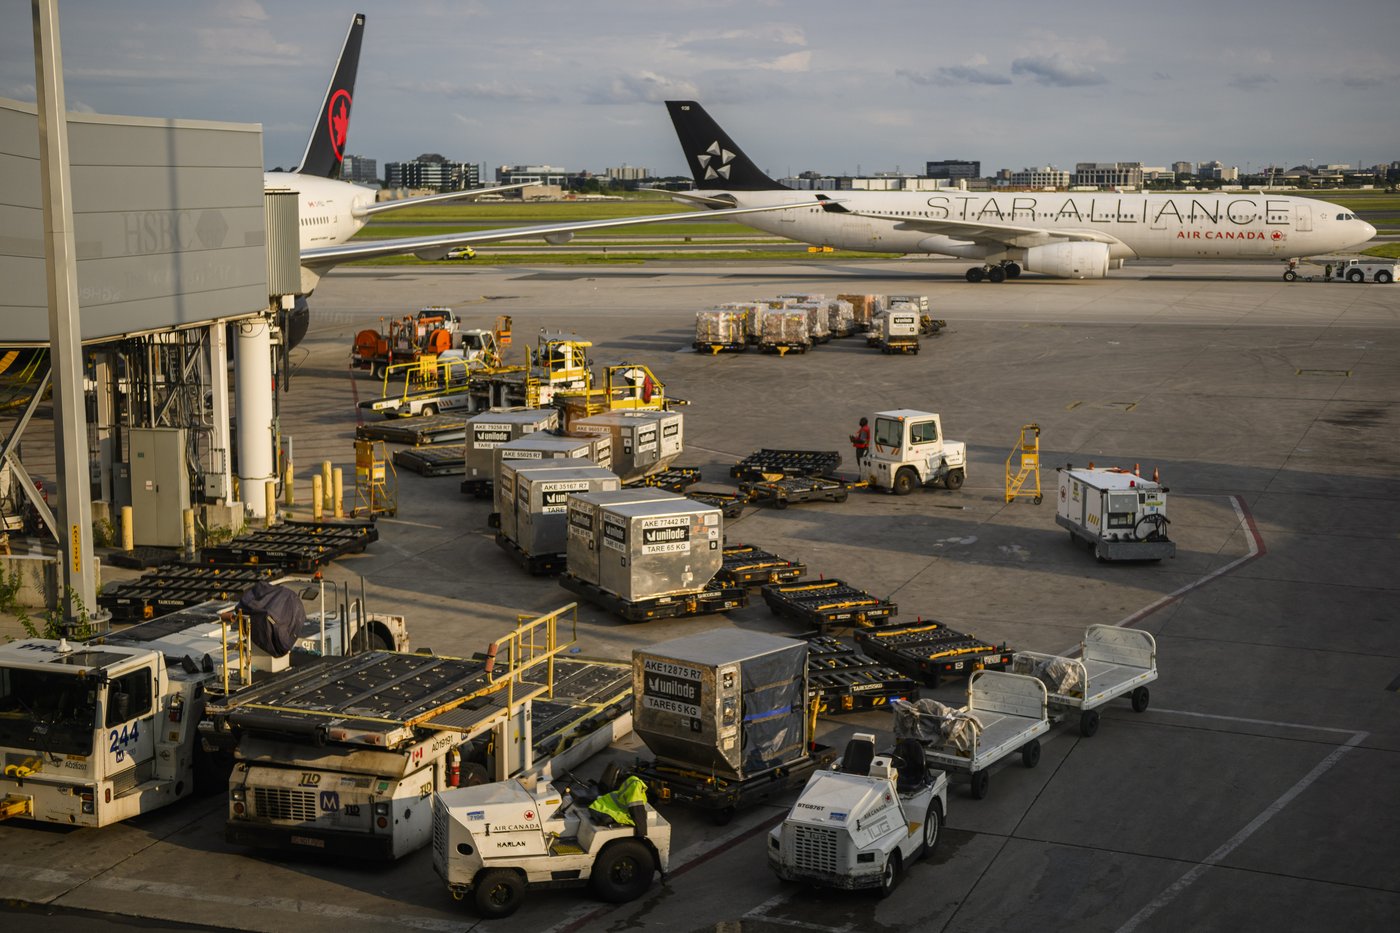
[921,799,942,860]
[970,769,990,799]
[833,490,849,503]
[1022,739,1041,768]
[473,868,525,919]
[1348,269,1363,283]
[1283,269,1297,282]
[877,850,903,899]
[461,762,490,787]
[371,363,386,380]
[421,404,437,417]
[966,267,985,283]
[945,469,965,491]
[591,839,655,904]
[1131,685,1151,713]
[988,266,1007,284]
[1080,709,1100,738]
[923,668,941,689]
[773,497,788,510]
[1006,263,1022,278]
[1033,494,1043,505]
[1377,271,1393,284]
[893,469,917,496]
[599,762,624,794]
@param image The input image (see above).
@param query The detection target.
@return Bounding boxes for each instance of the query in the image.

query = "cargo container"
[596,498,722,602]
[502,464,621,573]
[572,409,684,483]
[491,434,598,518]
[566,488,684,586]
[461,409,559,495]
[497,457,595,542]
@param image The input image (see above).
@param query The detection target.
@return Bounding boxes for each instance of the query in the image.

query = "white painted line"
[0,863,465,933]
[1114,729,1369,933]
[375,517,444,530]
[1151,707,1359,735]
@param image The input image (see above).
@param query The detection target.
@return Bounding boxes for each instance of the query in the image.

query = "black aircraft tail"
[295,13,365,178]
[666,100,787,191]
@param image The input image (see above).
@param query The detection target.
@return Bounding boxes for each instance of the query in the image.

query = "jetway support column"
[235,315,276,518]
[208,321,234,503]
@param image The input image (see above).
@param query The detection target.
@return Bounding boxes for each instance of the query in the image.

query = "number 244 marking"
[108,721,140,761]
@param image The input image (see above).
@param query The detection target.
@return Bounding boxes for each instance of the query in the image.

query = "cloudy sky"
[2,0,1396,178]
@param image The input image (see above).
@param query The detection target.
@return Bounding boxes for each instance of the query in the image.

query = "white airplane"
[664,101,1378,282]
[271,15,821,342]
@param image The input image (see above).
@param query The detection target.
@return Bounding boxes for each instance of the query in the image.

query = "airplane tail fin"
[666,100,786,191]
[295,13,365,178]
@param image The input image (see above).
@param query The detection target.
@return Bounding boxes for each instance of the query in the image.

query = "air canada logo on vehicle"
[697,141,734,181]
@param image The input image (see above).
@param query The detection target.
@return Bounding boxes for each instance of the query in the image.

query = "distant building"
[1004,166,1071,188]
[1171,161,1194,176]
[496,164,570,187]
[605,165,650,182]
[926,159,981,181]
[341,154,379,185]
[1075,162,1144,188]
[384,154,480,191]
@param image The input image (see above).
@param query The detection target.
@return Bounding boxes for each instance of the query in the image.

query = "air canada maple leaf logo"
[327,89,352,162]
[696,141,734,181]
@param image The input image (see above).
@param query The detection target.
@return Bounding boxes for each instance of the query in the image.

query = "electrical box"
[128,427,190,547]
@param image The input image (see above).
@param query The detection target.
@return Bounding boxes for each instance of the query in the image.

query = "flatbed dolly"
[805,635,920,714]
[685,484,750,519]
[895,670,1050,799]
[200,518,379,571]
[460,477,493,499]
[356,413,468,445]
[761,578,897,632]
[854,619,1014,688]
[1010,624,1157,737]
[716,543,806,587]
[559,573,748,623]
[494,531,567,576]
[730,449,842,482]
[623,466,703,493]
[744,474,860,508]
[97,563,286,624]
[393,444,465,477]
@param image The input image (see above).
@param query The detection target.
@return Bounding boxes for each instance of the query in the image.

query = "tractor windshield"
[0,666,98,756]
[874,417,903,450]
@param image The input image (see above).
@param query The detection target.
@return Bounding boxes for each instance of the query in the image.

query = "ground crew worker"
[849,417,870,468]
[1325,263,1333,281]
[589,774,651,837]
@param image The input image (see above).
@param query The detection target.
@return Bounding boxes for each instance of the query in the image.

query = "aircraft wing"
[352,183,529,218]
[832,205,1123,249]
[637,188,738,208]
[300,200,828,268]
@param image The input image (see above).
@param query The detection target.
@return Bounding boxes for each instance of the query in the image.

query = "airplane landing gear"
[966,261,1020,283]
[1004,262,1021,279]
[987,265,1006,283]
[965,267,985,283]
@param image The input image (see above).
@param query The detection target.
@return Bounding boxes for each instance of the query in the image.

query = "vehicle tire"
[1079,709,1100,738]
[920,799,942,860]
[1348,269,1363,283]
[1283,269,1297,282]
[421,404,438,417]
[877,850,903,899]
[773,497,788,510]
[1131,685,1151,713]
[461,762,490,787]
[833,490,849,503]
[987,266,1007,284]
[473,868,525,919]
[591,839,655,904]
[944,468,965,491]
[1005,262,1022,279]
[1033,494,1043,505]
[893,469,917,496]
[970,769,990,800]
[599,762,624,793]
[1378,271,1393,284]
[965,267,985,283]
[371,363,386,380]
[1021,739,1041,768]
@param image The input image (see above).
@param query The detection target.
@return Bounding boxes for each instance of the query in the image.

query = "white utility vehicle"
[1055,466,1174,561]
[865,410,967,494]
[433,775,671,918]
[894,669,1049,799]
[1012,625,1158,737]
[769,732,947,897]
[872,307,920,354]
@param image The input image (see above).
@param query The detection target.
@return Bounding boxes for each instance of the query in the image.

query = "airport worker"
[1325,263,1333,281]
[589,774,651,837]
[849,417,870,468]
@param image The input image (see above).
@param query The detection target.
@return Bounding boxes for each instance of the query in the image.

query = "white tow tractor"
[864,410,967,494]
[433,775,672,918]
[769,732,947,897]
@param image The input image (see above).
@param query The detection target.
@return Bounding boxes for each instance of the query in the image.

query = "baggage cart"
[894,670,1050,799]
[716,543,805,587]
[854,620,1014,688]
[684,484,750,519]
[762,578,897,632]
[1010,625,1157,737]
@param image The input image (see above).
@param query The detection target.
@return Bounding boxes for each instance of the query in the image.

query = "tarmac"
[2,256,1398,932]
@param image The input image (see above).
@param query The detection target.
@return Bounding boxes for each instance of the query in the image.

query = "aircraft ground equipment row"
[355,413,468,446]
[804,635,921,714]
[730,449,843,482]
[716,543,807,588]
[762,579,898,632]
[392,444,465,477]
[743,474,857,508]
[559,574,749,623]
[853,619,1014,688]
[200,518,379,572]
[97,563,286,624]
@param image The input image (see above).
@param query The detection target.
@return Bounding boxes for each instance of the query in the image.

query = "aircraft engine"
[544,231,575,245]
[1023,242,1111,279]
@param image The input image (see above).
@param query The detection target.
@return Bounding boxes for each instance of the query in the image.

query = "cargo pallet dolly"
[200,518,381,572]
[1005,423,1042,504]
[495,531,568,576]
[716,543,806,588]
[744,474,860,508]
[806,635,920,714]
[623,466,702,494]
[1010,625,1157,737]
[854,619,1014,688]
[357,413,468,446]
[730,449,842,482]
[559,574,749,623]
[393,444,465,477]
[762,578,898,632]
[898,670,1051,799]
[685,485,750,519]
[97,563,286,624]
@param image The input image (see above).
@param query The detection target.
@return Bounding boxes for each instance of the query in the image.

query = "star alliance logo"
[697,141,735,181]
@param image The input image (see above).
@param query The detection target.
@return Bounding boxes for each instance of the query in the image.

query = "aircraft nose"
[1360,220,1378,242]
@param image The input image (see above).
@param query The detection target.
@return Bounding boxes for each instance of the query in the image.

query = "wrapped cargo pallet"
[566,488,684,585]
[719,301,765,344]
[756,308,810,353]
[693,309,746,351]
[837,293,884,331]
[798,303,831,343]
[825,299,856,337]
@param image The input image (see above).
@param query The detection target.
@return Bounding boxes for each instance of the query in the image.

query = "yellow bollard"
[321,460,333,510]
[120,505,134,552]
[182,509,195,560]
[264,483,276,528]
[284,460,295,506]
[312,474,324,522]
[333,469,344,518]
